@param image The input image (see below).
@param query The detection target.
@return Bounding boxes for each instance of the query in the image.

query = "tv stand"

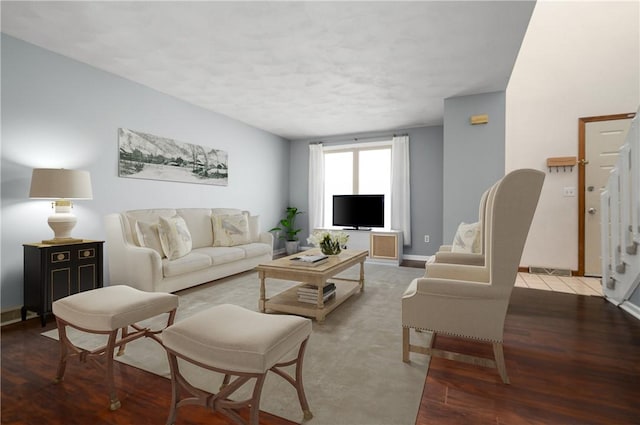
[343,227,371,231]
[316,228,403,266]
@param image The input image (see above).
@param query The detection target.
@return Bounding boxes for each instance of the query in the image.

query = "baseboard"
[403,254,429,262]
[1,306,34,326]
[519,266,579,276]
[619,301,640,321]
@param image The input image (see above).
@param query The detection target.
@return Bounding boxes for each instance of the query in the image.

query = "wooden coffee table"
[256,249,368,322]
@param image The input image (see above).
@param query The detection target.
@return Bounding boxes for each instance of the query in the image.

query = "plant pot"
[285,240,300,255]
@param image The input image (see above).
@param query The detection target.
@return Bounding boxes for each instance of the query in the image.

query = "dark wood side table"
[22,240,104,326]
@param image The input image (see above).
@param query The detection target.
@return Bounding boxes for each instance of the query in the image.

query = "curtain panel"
[391,135,411,245]
[308,143,325,232]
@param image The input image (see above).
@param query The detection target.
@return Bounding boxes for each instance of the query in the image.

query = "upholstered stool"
[52,285,179,411]
[162,304,313,425]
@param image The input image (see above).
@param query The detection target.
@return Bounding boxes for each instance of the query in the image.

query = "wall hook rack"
[546,156,577,172]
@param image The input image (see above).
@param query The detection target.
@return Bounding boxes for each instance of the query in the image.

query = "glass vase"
[320,242,341,256]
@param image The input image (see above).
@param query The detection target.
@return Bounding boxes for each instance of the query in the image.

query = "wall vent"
[528,266,572,277]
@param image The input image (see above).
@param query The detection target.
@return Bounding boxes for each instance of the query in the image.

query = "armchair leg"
[492,342,510,384]
[402,327,410,362]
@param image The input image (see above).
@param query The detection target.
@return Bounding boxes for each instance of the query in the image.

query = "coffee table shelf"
[256,249,368,322]
[263,280,361,322]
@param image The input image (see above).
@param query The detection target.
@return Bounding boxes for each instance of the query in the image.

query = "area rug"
[43,263,431,425]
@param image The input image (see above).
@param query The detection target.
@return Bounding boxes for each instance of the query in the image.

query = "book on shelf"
[290,254,329,265]
[297,289,336,304]
[297,283,336,296]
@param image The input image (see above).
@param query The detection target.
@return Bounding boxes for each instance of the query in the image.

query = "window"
[323,142,391,228]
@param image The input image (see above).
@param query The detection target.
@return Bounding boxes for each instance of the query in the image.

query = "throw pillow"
[158,215,193,260]
[451,221,480,253]
[135,220,165,257]
[212,213,251,247]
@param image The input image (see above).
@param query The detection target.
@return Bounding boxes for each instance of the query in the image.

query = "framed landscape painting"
[118,128,228,186]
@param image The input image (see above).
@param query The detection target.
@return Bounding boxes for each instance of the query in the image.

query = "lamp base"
[41,237,85,245]
[46,200,80,244]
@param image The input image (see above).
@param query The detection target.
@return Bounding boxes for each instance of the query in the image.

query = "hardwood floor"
[0,318,293,425]
[2,286,639,424]
[418,288,640,425]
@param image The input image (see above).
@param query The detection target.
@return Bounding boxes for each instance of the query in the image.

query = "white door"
[584,118,633,276]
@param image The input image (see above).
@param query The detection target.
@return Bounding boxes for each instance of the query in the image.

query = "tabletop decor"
[307,230,349,255]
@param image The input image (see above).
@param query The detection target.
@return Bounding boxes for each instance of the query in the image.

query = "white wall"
[1,35,290,310]
[506,0,639,270]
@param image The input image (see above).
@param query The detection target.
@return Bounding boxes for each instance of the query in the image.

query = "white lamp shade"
[29,168,93,199]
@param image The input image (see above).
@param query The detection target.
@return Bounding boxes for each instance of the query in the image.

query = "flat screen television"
[333,194,384,230]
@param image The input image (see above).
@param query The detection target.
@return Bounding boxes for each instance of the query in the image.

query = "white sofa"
[104,208,273,293]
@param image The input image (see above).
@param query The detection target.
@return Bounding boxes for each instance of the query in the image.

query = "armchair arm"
[424,262,489,283]
[433,251,484,266]
[438,245,452,252]
[415,277,502,300]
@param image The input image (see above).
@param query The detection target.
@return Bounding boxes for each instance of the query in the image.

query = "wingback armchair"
[402,169,544,383]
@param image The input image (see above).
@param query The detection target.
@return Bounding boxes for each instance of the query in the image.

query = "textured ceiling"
[1,1,535,140]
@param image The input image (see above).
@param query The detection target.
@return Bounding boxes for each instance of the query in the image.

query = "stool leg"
[294,339,313,420]
[248,374,267,425]
[105,330,122,411]
[270,338,313,421]
[165,353,180,425]
[54,318,69,383]
[220,374,231,391]
[117,326,128,356]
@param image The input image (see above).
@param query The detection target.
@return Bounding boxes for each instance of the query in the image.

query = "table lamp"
[29,168,93,244]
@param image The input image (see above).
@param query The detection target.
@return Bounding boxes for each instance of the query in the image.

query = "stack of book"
[289,254,329,266]
[297,283,336,304]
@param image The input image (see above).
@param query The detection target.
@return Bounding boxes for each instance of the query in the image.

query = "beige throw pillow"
[135,220,165,257]
[212,213,251,247]
[451,221,481,253]
[158,215,193,260]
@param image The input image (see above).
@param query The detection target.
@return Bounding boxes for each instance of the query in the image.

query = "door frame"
[577,113,636,276]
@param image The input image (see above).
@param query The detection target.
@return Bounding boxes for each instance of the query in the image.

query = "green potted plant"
[270,207,303,255]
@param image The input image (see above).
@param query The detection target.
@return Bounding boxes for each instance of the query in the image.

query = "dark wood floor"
[2,287,639,424]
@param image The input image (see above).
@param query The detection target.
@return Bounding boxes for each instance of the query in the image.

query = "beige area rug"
[43,263,431,425]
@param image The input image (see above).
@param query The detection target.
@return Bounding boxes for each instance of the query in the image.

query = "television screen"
[333,194,384,229]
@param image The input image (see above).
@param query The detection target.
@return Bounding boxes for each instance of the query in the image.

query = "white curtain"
[308,143,325,232]
[391,135,411,245]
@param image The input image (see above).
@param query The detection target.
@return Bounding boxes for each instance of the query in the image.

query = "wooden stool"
[162,304,313,425]
[52,285,179,411]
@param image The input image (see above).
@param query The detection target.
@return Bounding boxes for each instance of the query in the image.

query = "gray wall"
[289,126,443,257]
[1,35,290,310]
[443,91,505,241]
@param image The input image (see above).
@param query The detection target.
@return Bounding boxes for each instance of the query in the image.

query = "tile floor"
[516,272,603,296]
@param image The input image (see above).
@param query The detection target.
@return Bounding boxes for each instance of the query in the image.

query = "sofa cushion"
[162,252,212,277]
[135,220,165,257]
[239,242,272,258]
[177,208,214,249]
[451,221,481,253]
[212,213,251,247]
[158,215,193,260]
[211,208,244,216]
[196,246,245,265]
[125,209,177,245]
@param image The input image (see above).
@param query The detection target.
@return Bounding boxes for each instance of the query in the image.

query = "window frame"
[323,141,392,194]
[322,140,392,227]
